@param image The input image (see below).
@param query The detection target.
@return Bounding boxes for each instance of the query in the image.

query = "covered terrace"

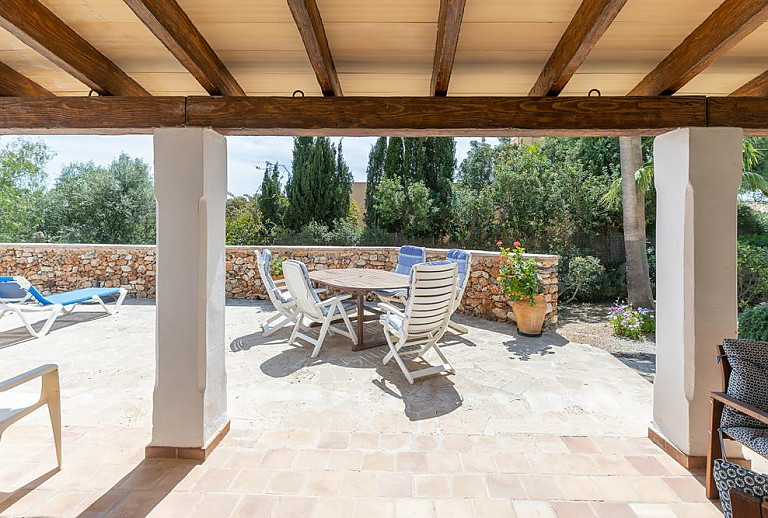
[1,0,768,516]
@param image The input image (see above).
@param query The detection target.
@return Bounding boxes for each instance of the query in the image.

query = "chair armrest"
[378,303,406,318]
[0,364,58,392]
[317,294,352,307]
[712,392,768,426]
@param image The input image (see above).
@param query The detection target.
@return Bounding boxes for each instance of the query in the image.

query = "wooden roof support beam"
[123,0,244,96]
[731,71,768,96]
[629,0,768,96]
[287,0,342,97]
[0,0,148,96]
[0,61,53,97]
[431,0,467,96]
[529,0,628,97]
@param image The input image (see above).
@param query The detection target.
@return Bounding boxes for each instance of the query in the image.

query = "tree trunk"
[619,136,655,309]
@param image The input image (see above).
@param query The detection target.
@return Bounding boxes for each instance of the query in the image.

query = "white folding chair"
[257,249,300,337]
[283,260,358,358]
[379,261,458,384]
[446,249,472,334]
[0,364,61,469]
[374,245,426,304]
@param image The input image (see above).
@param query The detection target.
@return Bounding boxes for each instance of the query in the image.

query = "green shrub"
[738,241,768,308]
[560,255,605,303]
[739,303,768,341]
[738,203,768,235]
[359,226,389,246]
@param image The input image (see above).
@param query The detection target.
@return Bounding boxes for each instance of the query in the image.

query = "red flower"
[513,241,521,248]
[496,240,503,246]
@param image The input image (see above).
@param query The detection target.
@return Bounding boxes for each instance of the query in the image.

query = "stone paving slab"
[0,301,726,517]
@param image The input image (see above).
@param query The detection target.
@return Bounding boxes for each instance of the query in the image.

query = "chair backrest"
[257,249,281,305]
[394,245,426,276]
[446,249,472,306]
[0,276,46,304]
[282,260,323,319]
[401,261,458,338]
[720,338,768,430]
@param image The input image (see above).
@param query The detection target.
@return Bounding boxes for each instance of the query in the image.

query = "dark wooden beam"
[10,95,768,136]
[0,61,53,97]
[123,0,244,96]
[629,0,768,96]
[187,96,706,136]
[0,0,149,96]
[0,97,184,133]
[731,71,768,97]
[287,0,342,96]
[430,0,467,96]
[529,0,628,96]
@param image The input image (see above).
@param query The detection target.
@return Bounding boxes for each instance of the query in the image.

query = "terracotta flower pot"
[511,293,547,337]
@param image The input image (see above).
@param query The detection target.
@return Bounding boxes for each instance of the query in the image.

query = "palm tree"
[605,136,767,309]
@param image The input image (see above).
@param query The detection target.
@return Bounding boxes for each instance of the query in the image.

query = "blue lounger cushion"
[43,288,122,306]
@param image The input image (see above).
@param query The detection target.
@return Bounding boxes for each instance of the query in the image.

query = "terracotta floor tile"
[189,468,238,493]
[274,496,317,517]
[485,474,526,499]
[341,471,379,497]
[461,452,497,473]
[472,498,519,517]
[562,437,601,455]
[230,494,278,518]
[521,475,563,500]
[434,498,475,518]
[146,491,203,517]
[349,432,380,450]
[415,474,451,497]
[380,433,411,451]
[267,471,306,495]
[293,450,331,471]
[427,451,463,473]
[260,449,297,469]
[363,452,396,471]
[228,469,271,494]
[354,497,395,518]
[397,451,429,472]
[318,432,350,449]
[512,500,557,518]
[495,453,532,474]
[661,477,708,503]
[395,497,435,517]
[190,492,242,518]
[551,501,597,518]
[327,450,363,471]
[312,497,356,518]
[223,448,267,469]
[589,502,637,518]
[377,472,413,497]
[626,456,673,477]
[411,434,441,451]
[304,471,343,496]
[450,473,488,498]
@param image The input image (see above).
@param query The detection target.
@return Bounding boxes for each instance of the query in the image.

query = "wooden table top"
[309,268,409,293]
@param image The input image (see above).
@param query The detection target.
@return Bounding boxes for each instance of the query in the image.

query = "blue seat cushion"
[43,287,122,306]
[380,314,404,332]
[374,288,407,299]
[320,299,357,316]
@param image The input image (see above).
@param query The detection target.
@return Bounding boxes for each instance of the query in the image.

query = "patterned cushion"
[721,339,768,431]
[394,246,426,275]
[722,427,768,458]
[714,459,768,518]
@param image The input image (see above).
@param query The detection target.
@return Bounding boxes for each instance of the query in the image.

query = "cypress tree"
[383,137,405,180]
[258,162,285,226]
[364,137,387,227]
[285,137,351,230]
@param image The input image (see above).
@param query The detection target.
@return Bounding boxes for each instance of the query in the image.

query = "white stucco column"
[148,128,228,459]
[652,127,742,461]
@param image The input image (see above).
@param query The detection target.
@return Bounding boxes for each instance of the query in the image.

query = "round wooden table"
[309,268,409,350]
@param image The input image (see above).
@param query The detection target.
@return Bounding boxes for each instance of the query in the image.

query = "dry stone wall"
[0,244,558,325]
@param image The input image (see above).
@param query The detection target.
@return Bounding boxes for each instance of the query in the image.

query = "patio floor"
[0,300,733,517]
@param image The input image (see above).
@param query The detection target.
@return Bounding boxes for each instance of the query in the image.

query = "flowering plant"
[607,303,655,339]
[497,240,543,305]
[270,255,286,278]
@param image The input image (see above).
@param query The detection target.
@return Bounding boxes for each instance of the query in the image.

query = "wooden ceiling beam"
[0,0,148,96]
[629,0,768,96]
[12,96,768,136]
[530,0,628,97]
[430,0,467,96]
[0,61,53,97]
[123,0,244,96]
[731,71,768,97]
[287,0,342,97]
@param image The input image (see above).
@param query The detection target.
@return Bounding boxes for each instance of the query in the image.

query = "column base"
[648,426,751,471]
[145,420,230,462]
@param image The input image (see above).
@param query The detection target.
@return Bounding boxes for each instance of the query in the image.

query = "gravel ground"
[556,302,656,382]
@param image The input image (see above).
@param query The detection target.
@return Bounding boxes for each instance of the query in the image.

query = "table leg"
[354,294,365,350]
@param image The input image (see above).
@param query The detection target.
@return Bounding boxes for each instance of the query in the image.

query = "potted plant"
[270,255,286,280]
[497,240,547,336]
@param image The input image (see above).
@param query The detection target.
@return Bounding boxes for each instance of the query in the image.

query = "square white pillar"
[149,128,228,458]
[652,127,742,461]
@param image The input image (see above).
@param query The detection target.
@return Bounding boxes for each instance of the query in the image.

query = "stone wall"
[0,244,559,325]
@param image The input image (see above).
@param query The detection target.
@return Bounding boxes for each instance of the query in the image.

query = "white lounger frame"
[257,250,301,337]
[0,364,61,468]
[0,278,126,338]
[380,261,458,384]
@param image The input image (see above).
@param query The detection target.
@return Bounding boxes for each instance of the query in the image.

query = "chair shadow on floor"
[0,311,109,350]
[503,330,569,361]
[74,460,196,517]
[0,468,58,514]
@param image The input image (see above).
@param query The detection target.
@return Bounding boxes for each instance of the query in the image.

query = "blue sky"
[8,135,497,196]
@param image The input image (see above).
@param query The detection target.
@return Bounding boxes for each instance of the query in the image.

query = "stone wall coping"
[1,243,558,262]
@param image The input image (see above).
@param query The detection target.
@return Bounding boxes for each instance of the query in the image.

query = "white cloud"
[7,135,498,196]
